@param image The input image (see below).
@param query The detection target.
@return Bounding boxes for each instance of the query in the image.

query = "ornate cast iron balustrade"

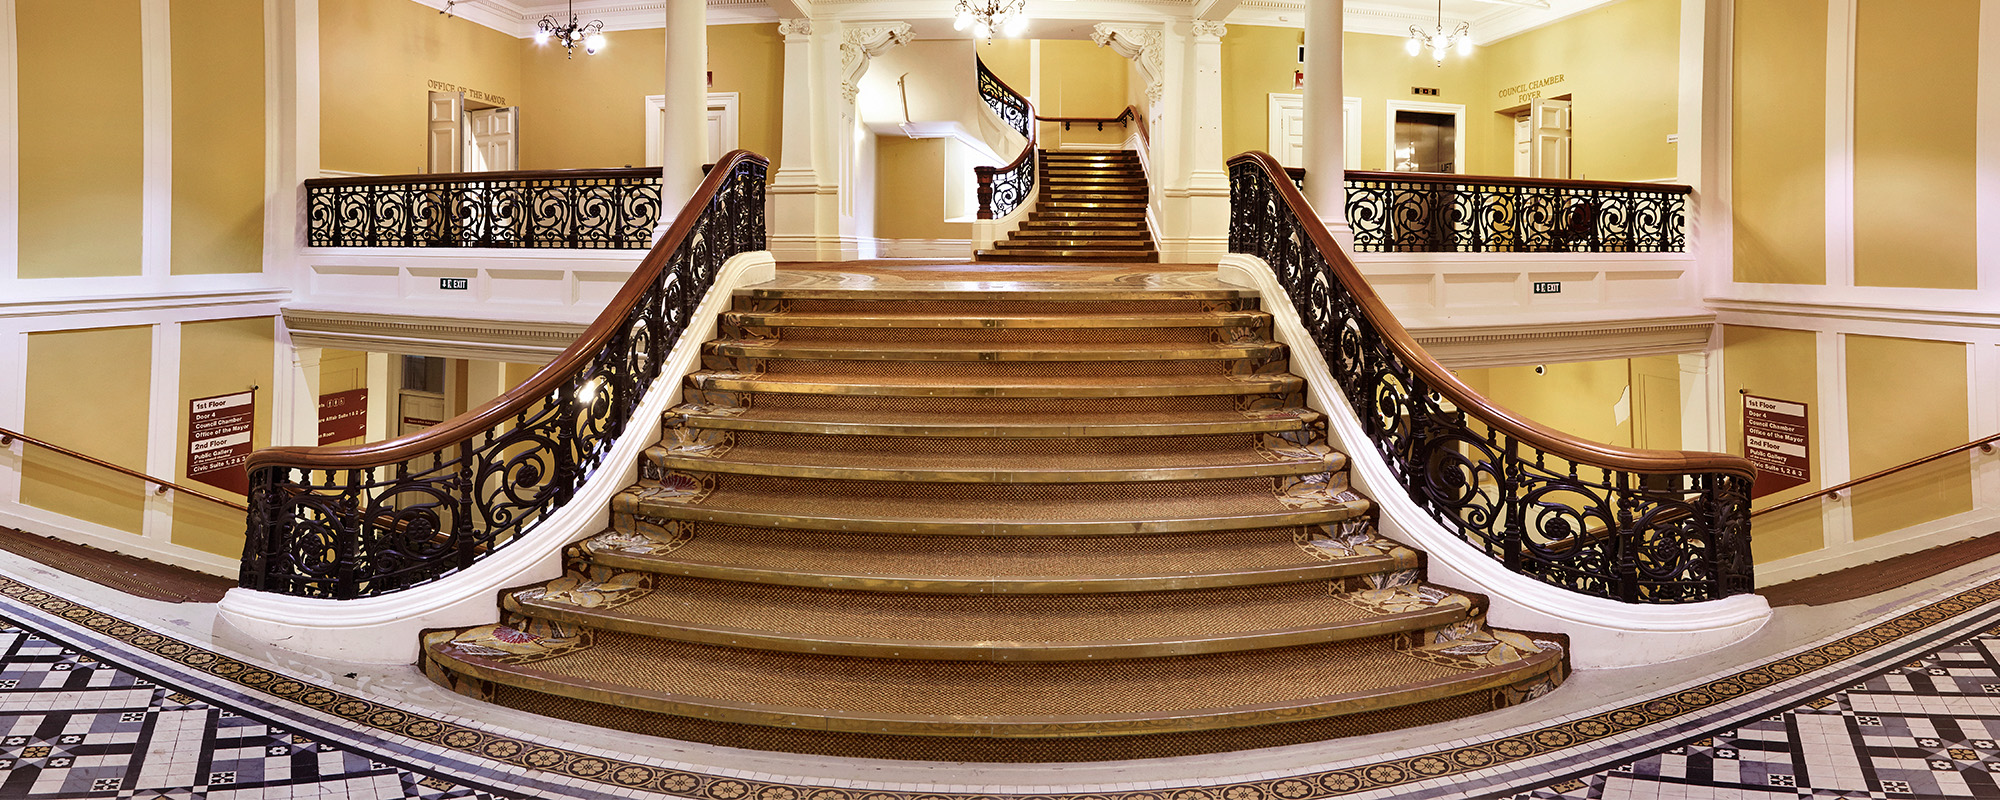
[975,58,1037,220]
[242,152,769,600]
[1229,152,1753,603]
[305,167,663,249]
[1283,169,1689,254]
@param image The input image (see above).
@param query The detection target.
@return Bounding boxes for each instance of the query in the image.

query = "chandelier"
[1406,0,1472,63]
[535,0,606,58]
[952,0,1029,40]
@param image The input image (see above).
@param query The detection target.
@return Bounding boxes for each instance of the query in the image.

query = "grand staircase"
[420,262,1569,761]
[978,151,1158,263]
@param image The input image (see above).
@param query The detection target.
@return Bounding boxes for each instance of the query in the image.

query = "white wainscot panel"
[1605,270,1691,304]
[487,269,569,306]
[1355,252,1699,331]
[1525,271,1601,305]
[298,249,646,326]
[575,272,628,309]
[1364,274,1435,310]
[1441,274,1518,309]
[308,264,400,300]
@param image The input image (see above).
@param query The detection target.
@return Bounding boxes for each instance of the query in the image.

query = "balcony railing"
[1233,152,1752,603]
[304,167,663,249]
[1284,168,1690,254]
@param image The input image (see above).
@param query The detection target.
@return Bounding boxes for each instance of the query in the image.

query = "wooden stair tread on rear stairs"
[421,263,1569,759]
[978,150,1161,263]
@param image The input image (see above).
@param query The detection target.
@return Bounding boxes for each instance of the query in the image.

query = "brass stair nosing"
[700,342,1277,361]
[976,253,1161,262]
[622,501,1371,537]
[718,312,1267,329]
[645,454,1337,484]
[687,374,1302,399]
[670,415,1322,439]
[502,596,1477,662]
[580,552,1411,595]
[424,642,1565,737]
[738,287,1239,301]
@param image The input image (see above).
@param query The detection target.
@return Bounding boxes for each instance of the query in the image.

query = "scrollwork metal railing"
[1341,170,1690,253]
[304,167,663,249]
[242,151,769,600]
[974,58,1036,220]
[1229,152,1753,603]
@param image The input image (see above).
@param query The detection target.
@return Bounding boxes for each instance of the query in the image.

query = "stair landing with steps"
[421,261,1568,762]
[979,151,1159,263]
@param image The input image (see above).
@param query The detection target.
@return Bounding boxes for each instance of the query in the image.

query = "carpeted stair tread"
[703,339,1281,362]
[506,575,1481,660]
[648,432,1344,480]
[722,311,1264,329]
[581,524,1421,593]
[425,626,1564,734]
[685,370,1300,398]
[669,402,1320,438]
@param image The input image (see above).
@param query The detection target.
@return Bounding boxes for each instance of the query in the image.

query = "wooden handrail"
[1036,107,1136,131]
[250,150,768,472]
[974,58,1038,220]
[304,166,659,189]
[1290,167,1690,195]
[0,426,248,511]
[1752,433,2000,517]
[1230,151,1756,480]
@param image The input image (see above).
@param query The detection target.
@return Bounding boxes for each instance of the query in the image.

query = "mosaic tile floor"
[0,567,1998,799]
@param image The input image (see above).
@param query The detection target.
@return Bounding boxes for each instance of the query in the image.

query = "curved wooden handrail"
[250,150,767,473]
[1231,151,1754,480]
[1753,433,2000,517]
[0,426,248,511]
[304,166,660,189]
[974,58,1038,220]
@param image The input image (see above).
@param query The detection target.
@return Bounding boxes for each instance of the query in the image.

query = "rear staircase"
[978,150,1158,263]
[421,263,1569,762]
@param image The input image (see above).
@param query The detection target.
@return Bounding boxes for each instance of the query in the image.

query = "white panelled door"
[426,91,465,173]
[466,107,519,172]
[1529,98,1572,179]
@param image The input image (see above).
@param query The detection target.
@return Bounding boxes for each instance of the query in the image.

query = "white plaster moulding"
[214,251,778,664]
[0,288,289,325]
[1216,253,1772,670]
[1708,297,2000,333]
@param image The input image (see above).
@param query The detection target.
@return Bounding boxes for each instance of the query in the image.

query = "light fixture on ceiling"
[535,0,606,58]
[1406,0,1472,64]
[952,0,1030,40]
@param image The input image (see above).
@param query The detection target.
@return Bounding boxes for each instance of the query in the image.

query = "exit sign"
[1532,281,1562,294]
[440,277,470,290]
[1411,86,1439,96]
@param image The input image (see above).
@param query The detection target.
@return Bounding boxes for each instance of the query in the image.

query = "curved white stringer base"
[216,252,779,665]
[1217,254,1771,670]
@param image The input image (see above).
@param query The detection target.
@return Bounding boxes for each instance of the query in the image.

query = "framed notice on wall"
[1743,394,1810,499]
[188,390,256,496]
[317,388,368,445]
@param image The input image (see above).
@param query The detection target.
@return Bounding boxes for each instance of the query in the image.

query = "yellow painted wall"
[1732,0,1825,285]
[1039,40,1127,118]
[875,137,973,240]
[1852,0,1978,290]
[1452,360,1634,450]
[18,0,143,279]
[171,318,276,557]
[518,28,662,169]
[1221,25,1306,162]
[1466,0,1680,181]
[506,361,545,390]
[1843,335,1972,539]
[1721,325,1824,563]
[977,39,1031,96]
[708,24,786,168]
[321,0,523,175]
[317,349,371,448]
[172,0,265,275]
[21,327,154,535]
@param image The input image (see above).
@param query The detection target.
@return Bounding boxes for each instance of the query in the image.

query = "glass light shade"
[1405,36,1421,56]
[586,33,606,53]
[534,29,552,44]
[972,21,990,39]
[1457,36,1473,56]
[954,12,971,30]
[1003,13,1028,36]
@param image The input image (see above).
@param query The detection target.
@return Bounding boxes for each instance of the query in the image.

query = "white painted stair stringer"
[1218,254,1771,670]
[216,252,779,664]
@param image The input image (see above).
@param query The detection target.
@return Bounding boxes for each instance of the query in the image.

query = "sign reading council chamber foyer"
[188,390,255,496]
[1743,394,1809,499]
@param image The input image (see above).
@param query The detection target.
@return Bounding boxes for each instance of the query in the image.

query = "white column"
[769,18,831,261]
[1302,0,1349,241]
[659,0,709,213]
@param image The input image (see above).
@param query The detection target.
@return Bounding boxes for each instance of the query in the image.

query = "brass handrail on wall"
[241,150,770,600]
[1751,433,2000,517]
[0,426,248,512]
[974,58,1037,220]
[1035,106,1138,132]
[1228,150,1756,603]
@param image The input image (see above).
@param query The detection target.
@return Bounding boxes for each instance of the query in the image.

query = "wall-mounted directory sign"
[1743,394,1810,499]
[317,388,368,445]
[188,390,255,495]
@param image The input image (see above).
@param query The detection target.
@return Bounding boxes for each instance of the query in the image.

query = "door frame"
[1384,99,1467,173]
[646,92,740,166]
[1266,94,1362,170]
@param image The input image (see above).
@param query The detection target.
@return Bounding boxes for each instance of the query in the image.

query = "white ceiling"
[425,0,1620,46]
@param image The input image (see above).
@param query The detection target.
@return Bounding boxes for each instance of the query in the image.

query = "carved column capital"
[839,22,914,103]
[776,18,812,39]
[1191,20,1227,40]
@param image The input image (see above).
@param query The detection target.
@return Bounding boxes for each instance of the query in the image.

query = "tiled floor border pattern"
[5,573,2000,799]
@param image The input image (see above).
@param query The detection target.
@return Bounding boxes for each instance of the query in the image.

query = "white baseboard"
[1755,506,2000,586]
[0,504,239,576]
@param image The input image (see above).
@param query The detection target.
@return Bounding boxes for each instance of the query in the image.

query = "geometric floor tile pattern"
[5,566,2000,798]
[0,621,512,799]
[1510,630,2000,800]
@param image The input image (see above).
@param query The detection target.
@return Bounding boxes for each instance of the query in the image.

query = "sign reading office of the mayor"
[188,390,255,496]
[1743,393,1809,499]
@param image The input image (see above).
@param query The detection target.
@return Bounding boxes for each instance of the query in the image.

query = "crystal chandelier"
[535,0,606,58]
[1406,0,1472,64]
[952,0,1029,40]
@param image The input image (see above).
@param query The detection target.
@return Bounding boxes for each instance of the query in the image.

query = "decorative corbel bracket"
[1091,23,1166,104]
[840,23,915,103]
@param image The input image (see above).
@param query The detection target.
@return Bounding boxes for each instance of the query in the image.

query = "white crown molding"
[0,288,290,324]
[1410,314,1716,370]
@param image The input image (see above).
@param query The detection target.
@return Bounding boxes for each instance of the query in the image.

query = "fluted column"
[1302,0,1349,240]
[660,0,709,212]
